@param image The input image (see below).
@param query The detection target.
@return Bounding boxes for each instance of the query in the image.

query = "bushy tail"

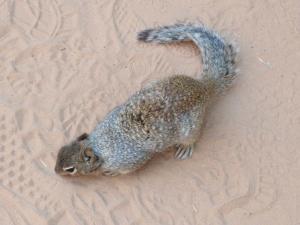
[137,23,237,95]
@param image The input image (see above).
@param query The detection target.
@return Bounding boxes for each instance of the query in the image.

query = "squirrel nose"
[54,164,61,174]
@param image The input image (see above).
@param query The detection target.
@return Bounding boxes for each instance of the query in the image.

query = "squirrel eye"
[63,166,77,175]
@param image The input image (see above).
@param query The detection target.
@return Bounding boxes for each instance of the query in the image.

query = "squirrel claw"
[103,170,120,176]
[174,144,194,160]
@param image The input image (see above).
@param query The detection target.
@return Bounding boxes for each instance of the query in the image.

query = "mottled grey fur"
[138,23,237,94]
[55,23,238,176]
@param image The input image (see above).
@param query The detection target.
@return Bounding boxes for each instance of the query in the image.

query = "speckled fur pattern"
[89,76,209,174]
[88,23,237,175]
[55,23,238,176]
[138,23,237,94]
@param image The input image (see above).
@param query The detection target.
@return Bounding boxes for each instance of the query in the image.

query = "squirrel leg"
[174,144,194,160]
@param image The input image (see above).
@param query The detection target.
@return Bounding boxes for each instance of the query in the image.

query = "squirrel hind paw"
[174,144,194,160]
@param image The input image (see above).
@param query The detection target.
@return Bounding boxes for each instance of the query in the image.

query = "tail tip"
[137,29,153,42]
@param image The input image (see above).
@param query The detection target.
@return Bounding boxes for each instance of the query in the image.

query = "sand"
[0,0,299,224]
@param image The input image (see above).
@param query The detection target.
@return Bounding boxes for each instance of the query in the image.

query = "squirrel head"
[55,133,103,176]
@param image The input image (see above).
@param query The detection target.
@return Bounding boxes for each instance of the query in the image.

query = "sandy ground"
[0,0,299,224]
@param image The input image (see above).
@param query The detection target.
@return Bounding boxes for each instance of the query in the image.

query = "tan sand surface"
[0,0,299,224]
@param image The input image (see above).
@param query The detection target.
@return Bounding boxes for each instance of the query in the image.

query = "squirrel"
[55,23,237,176]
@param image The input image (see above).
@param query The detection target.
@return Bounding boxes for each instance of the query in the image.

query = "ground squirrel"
[55,23,237,176]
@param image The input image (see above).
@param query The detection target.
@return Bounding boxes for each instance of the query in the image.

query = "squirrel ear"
[83,148,94,157]
[81,147,100,163]
[76,133,89,142]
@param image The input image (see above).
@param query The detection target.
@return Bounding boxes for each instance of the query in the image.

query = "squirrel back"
[138,23,237,95]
